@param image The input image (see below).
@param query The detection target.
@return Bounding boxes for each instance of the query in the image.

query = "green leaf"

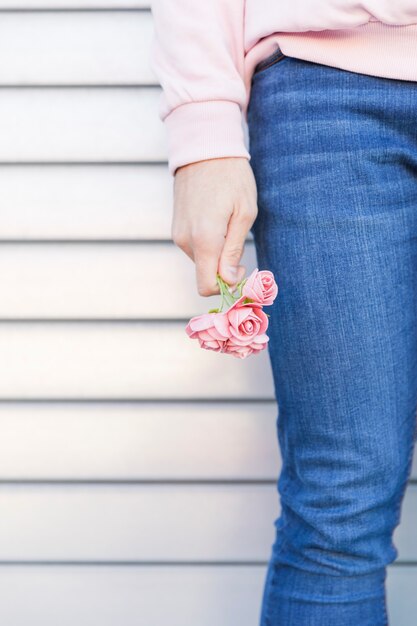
[216,272,239,311]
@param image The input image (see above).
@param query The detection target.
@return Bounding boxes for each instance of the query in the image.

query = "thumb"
[218,211,248,288]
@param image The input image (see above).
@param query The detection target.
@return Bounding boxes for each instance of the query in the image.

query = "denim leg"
[247,58,417,625]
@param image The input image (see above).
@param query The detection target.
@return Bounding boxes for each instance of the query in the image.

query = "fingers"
[218,203,256,291]
[193,230,225,297]
[173,214,225,296]
[171,157,258,298]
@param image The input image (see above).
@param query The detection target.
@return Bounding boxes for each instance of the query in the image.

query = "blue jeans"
[247,52,417,625]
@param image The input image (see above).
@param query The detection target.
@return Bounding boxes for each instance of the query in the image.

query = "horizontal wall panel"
[0,564,409,626]
[0,164,253,241]
[0,89,166,162]
[0,323,274,399]
[0,402,280,480]
[0,242,257,318]
[386,566,417,626]
[0,402,414,481]
[0,566,266,626]
[0,565,265,626]
[0,12,155,84]
[0,484,276,561]
[0,484,416,561]
[0,165,175,240]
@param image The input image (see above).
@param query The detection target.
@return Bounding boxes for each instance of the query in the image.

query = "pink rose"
[185,295,270,359]
[222,294,269,346]
[222,296,269,358]
[185,268,276,359]
[224,332,270,359]
[185,312,229,353]
[242,268,278,306]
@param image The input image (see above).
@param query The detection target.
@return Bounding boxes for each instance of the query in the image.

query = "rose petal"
[212,312,232,338]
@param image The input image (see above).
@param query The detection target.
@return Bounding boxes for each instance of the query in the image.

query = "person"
[149,2,417,624]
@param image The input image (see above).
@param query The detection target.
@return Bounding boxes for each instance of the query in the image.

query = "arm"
[149,1,257,298]
[149,0,250,177]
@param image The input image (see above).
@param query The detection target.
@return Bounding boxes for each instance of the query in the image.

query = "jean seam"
[253,52,286,76]
[380,587,389,626]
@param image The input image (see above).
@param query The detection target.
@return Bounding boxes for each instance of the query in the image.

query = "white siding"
[0,566,410,626]
[0,243,257,317]
[0,6,414,625]
[0,165,173,239]
[0,12,154,84]
[0,90,165,161]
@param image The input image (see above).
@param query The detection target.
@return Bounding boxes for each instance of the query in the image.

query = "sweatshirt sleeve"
[149,0,250,176]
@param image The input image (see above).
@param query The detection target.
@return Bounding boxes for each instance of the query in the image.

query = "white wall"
[0,4,415,625]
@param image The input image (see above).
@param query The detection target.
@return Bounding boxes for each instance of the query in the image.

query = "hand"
[171,157,258,297]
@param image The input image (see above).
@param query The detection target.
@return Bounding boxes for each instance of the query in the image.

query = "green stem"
[217,277,225,312]
[216,274,238,311]
[237,277,247,297]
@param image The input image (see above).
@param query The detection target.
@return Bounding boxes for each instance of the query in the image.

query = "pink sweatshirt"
[149,1,417,176]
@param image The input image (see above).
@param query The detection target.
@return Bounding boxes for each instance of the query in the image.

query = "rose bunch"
[185,268,278,359]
